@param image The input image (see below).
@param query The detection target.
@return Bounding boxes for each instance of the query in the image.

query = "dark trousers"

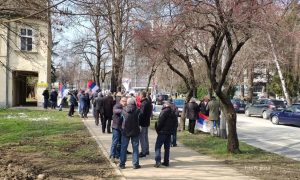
[155,134,171,165]
[171,129,177,146]
[94,110,103,126]
[102,116,111,133]
[68,104,75,116]
[110,128,122,158]
[51,101,57,109]
[188,119,196,134]
[44,99,49,109]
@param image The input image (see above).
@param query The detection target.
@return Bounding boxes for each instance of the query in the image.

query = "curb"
[83,118,126,180]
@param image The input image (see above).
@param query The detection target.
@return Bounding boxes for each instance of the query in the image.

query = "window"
[20,28,33,51]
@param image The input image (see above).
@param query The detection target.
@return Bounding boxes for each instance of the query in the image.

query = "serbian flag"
[196,113,210,132]
[88,81,99,93]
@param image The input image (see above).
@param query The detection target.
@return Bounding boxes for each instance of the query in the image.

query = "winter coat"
[170,103,179,128]
[94,96,104,112]
[112,103,123,130]
[207,99,220,121]
[139,98,152,127]
[42,90,49,99]
[50,91,58,102]
[103,95,114,119]
[69,93,77,105]
[121,104,140,137]
[186,102,200,120]
[199,101,209,116]
[155,106,177,135]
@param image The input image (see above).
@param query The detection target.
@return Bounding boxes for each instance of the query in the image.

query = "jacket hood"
[125,104,137,113]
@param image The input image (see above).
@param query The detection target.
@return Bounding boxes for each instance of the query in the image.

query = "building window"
[20,28,33,51]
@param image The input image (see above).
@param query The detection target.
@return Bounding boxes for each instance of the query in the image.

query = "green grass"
[0,109,115,178]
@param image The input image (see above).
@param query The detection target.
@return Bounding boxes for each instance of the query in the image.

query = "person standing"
[207,96,220,136]
[42,88,49,109]
[199,96,210,116]
[103,92,114,133]
[68,91,77,117]
[110,96,127,162]
[83,92,90,118]
[94,92,104,126]
[186,98,200,134]
[139,91,152,157]
[79,91,86,118]
[154,101,177,167]
[119,98,141,169]
[169,100,179,147]
[50,88,58,109]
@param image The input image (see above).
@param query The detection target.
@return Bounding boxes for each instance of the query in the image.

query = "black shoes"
[171,144,177,147]
[139,152,146,158]
[162,162,169,166]
[119,165,125,169]
[133,165,141,169]
[146,151,150,155]
[126,150,132,154]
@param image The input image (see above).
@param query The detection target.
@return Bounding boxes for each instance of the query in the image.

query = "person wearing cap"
[186,98,200,134]
[207,96,220,136]
[119,98,141,169]
[154,101,177,167]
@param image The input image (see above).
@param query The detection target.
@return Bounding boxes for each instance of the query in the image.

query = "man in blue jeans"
[119,98,141,169]
[110,96,127,162]
[154,101,177,167]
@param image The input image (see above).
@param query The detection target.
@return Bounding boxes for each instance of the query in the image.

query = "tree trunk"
[217,92,240,153]
[267,33,292,105]
[247,63,254,103]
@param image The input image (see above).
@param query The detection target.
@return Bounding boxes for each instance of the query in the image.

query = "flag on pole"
[88,81,99,93]
[196,113,210,132]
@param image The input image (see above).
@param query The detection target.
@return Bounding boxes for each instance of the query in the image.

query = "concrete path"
[83,116,255,180]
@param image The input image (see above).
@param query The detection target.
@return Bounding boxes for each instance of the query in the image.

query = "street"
[237,114,300,161]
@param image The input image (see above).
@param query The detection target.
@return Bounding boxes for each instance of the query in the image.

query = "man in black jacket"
[94,92,104,126]
[119,98,141,169]
[154,101,177,167]
[186,98,200,134]
[103,92,114,133]
[42,88,49,109]
[139,91,152,157]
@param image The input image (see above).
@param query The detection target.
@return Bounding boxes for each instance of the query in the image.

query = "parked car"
[173,99,185,116]
[245,99,286,119]
[270,103,300,126]
[231,99,246,113]
[156,94,169,105]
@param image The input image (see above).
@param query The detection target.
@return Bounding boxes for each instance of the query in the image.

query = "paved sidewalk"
[83,116,256,180]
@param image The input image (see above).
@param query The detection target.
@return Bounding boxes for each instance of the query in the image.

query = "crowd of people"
[42,87,221,169]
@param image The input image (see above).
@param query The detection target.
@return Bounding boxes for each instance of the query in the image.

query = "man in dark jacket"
[94,92,104,126]
[50,88,58,109]
[110,96,127,162]
[139,91,152,157]
[199,96,209,116]
[103,92,114,133]
[186,98,200,134]
[169,100,179,147]
[119,98,141,169]
[42,88,49,109]
[154,101,177,168]
[68,91,77,117]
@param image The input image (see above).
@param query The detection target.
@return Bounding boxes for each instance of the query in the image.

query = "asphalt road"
[236,114,300,161]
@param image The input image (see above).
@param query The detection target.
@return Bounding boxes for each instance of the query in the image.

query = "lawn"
[0,108,117,179]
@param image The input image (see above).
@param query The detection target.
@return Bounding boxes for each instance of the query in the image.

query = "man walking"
[110,96,127,162]
[119,98,141,169]
[139,91,152,157]
[103,92,114,133]
[207,96,220,136]
[169,100,179,147]
[42,88,49,109]
[186,98,200,134]
[68,91,77,117]
[50,88,58,109]
[94,92,104,126]
[154,101,177,167]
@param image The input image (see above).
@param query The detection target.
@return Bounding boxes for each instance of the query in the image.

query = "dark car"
[156,94,169,105]
[270,104,300,126]
[245,99,286,119]
[231,99,246,113]
[173,99,185,117]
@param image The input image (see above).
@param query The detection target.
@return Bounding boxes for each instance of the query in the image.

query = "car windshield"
[292,105,300,112]
[272,100,285,106]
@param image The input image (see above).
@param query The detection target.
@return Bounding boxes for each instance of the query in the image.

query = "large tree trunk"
[217,92,240,153]
[247,63,254,103]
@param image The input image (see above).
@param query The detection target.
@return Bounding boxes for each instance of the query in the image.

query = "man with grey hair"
[207,96,220,136]
[119,98,141,169]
